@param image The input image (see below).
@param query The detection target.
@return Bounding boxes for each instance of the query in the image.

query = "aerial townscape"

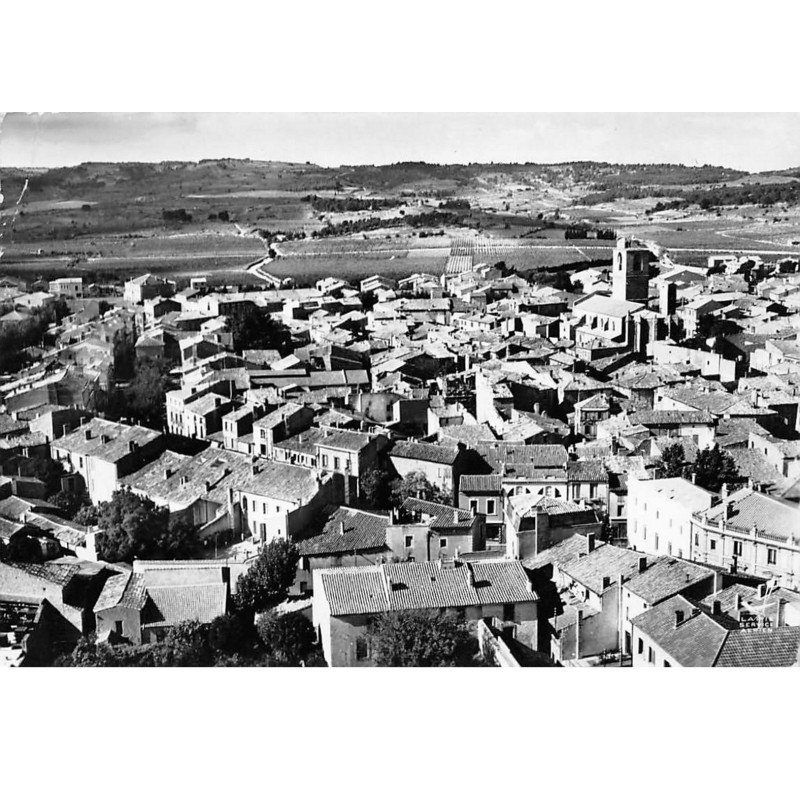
[3,151,800,669]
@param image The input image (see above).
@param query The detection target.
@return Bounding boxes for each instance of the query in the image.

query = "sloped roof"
[143,583,227,627]
[390,440,460,465]
[319,559,537,617]
[297,507,390,556]
[631,595,731,667]
[624,557,714,605]
[714,627,800,667]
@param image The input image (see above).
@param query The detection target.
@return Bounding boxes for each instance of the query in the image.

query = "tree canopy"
[391,471,449,507]
[368,609,475,667]
[256,611,316,665]
[656,442,687,478]
[655,442,742,493]
[360,463,395,509]
[691,444,742,493]
[235,538,299,614]
[86,489,198,562]
[226,305,291,356]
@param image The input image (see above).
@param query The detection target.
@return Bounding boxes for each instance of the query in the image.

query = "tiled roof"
[401,498,474,530]
[629,409,715,426]
[319,559,537,617]
[477,443,569,468]
[459,474,503,493]
[55,419,162,463]
[624,557,714,605]
[143,583,228,627]
[567,460,608,482]
[390,440,460,465]
[573,294,645,318]
[702,488,800,544]
[319,566,390,615]
[660,388,741,416]
[316,427,374,453]
[559,544,643,596]
[714,627,800,667]
[297,507,390,556]
[7,561,80,587]
[94,572,147,613]
[631,595,730,667]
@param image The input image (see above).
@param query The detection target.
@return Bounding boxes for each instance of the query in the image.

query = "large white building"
[627,476,716,561]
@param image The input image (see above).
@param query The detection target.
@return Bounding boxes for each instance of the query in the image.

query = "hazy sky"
[1,112,799,172]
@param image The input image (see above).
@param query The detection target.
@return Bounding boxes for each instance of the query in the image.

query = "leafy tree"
[27,456,65,495]
[689,445,742,493]
[1,534,43,564]
[359,290,378,312]
[360,464,395,509]
[369,609,475,667]
[157,516,200,560]
[154,620,213,667]
[207,612,256,657]
[55,636,121,667]
[48,487,91,520]
[74,504,100,527]
[256,611,315,665]
[656,442,686,478]
[226,305,291,356]
[123,356,172,427]
[235,538,299,614]
[390,471,449,507]
[91,489,170,562]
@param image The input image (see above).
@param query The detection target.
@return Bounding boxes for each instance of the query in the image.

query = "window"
[733,540,743,557]
[439,538,447,550]
[503,603,514,622]
[664,660,671,667]
[260,429,267,440]
[767,548,777,565]
[694,533,699,546]
[710,540,717,551]
[637,638,644,655]
[322,454,329,468]
[667,542,672,556]
[486,499,496,515]
[355,636,368,661]
[259,523,266,537]
[648,647,655,664]
[262,502,267,514]
[334,457,340,470]
[114,621,123,636]
[469,500,478,513]
[404,535,413,548]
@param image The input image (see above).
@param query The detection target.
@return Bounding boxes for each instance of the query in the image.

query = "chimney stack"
[164,468,172,480]
[638,556,647,573]
[734,592,742,610]
[587,532,596,553]
[84,429,92,441]
[674,609,685,627]
[711,600,722,616]
[601,576,611,590]
[453,509,459,525]
[721,483,728,500]
[339,521,345,537]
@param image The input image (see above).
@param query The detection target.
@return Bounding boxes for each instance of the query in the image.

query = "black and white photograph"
[3,4,798,799]
[3,109,800,669]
